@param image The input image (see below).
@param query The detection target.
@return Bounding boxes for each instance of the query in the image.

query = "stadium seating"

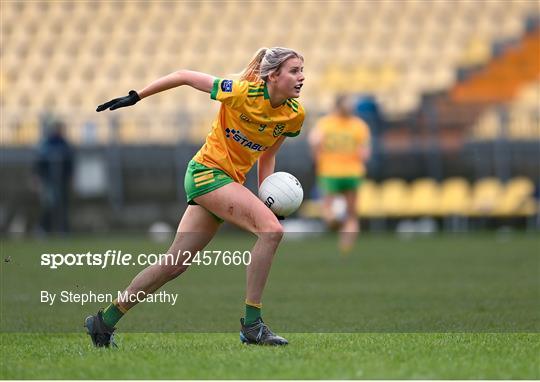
[493,177,537,217]
[379,178,409,218]
[471,80,540,141]
[406,178,440,216]
[1,0,537,144]
[299,177,537,220]
[469,177,504,216]
[437,177,472,217]
[452,29,540,104]
[356,180,382,218]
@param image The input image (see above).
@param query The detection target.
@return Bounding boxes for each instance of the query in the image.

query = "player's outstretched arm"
[96,70,215,112]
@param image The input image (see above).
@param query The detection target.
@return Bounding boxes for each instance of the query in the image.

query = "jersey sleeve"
[282,104,305,138]
[210,78,249,108]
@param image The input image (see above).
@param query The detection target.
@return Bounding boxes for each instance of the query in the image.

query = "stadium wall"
[2,140,538,232]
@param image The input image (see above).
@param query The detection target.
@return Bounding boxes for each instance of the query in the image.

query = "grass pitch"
[1,333,538,379]
[1,232,539,379]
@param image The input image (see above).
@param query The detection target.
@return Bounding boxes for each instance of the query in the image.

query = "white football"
[258,172,304,217]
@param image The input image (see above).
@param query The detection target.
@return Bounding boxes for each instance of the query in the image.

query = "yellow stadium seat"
[498,16,525,40]
[380,90,421,119]
[298,199,322,219]
[380,178,409,217]
[438,177,472,216]
[324,66,348,92]
[15,118,40,145]
[408,178,441,216]
[118,119,140,144]
[0,71,7,97]
[357,180,382,218]
[378,64,400,90]
[494,177,537,217]
[351,65,377,92]
[428,65,457,93]
[517,81,540,108]
[470,177,504,216]
[1,0,533,144]
[473,109,500,140]
[459,37,492,68]
[508,111,537,140]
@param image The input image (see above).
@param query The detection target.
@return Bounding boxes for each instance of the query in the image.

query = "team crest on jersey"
[221,80,233,92]
[273,123,285,137]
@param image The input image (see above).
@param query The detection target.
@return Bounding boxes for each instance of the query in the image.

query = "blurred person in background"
[86,47,305,347]
[33,120,74,234]
[309,94,371,255]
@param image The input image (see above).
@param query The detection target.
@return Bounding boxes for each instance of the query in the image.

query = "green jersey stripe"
[210,78,221,100]
[285,101,298,112]
[283,130,301,137]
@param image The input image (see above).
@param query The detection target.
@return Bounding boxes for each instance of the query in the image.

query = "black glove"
[96,90,140,112]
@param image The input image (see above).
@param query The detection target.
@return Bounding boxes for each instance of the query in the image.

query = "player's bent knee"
[257,221,284,241]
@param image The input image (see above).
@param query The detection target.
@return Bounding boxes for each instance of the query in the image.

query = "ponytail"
[239,47,268,82]
[238,47,304,83]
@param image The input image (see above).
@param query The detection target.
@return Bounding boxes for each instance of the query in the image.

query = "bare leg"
[195,182,283,305]
[322,194,341,230]
[339,189,359,254]
[119,205,220,310]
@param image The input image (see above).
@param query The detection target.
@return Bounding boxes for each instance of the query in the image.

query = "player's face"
[275,58,304,98]
[337,96,354,116]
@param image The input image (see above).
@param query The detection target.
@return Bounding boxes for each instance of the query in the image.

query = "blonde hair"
[239,47,303,82]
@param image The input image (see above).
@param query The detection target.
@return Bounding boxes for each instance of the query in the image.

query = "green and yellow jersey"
[193,78,305,184]
[312,114,370,178]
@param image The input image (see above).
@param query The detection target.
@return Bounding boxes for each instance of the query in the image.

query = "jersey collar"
[263,82,289,109]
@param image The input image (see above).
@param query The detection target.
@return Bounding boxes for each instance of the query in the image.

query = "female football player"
[86,47,305,346]
[308,94,371,255]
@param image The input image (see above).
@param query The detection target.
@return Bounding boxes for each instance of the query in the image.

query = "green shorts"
[184,160,235,222]
[318,176,363,194]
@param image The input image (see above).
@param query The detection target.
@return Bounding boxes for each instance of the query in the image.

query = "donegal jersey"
[193,78,305,184]
[313,114,370,177]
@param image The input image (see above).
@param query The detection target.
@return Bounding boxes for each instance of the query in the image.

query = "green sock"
[245,302,261,325]
[101,301,124,327]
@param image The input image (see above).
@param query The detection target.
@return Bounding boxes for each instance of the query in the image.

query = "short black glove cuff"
[128,90,141,103]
